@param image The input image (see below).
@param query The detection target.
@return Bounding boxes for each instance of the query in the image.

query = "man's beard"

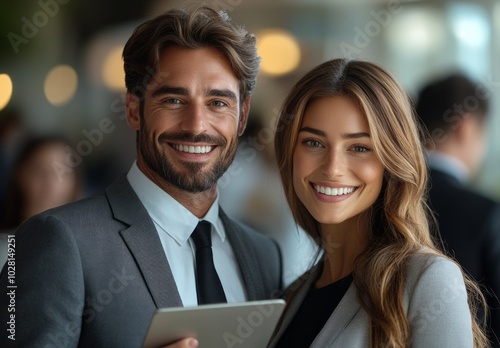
[138,126,238,193]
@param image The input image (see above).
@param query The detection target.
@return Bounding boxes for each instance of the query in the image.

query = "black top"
[275,273,353,348]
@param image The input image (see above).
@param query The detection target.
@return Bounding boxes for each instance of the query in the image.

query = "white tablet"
[142,299,286,348]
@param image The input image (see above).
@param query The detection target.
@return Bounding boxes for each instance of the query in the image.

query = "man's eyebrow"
[150,86,238,102]
[151,86,188,98]
[207,89,237,102]
[299,127,370,139]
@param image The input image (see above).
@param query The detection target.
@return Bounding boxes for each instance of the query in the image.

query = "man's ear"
[238,97,251,136]
[126,92,141,131]
[457,114,485,145]
[454,114,474,144]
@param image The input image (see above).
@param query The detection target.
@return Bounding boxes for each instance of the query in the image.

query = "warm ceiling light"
[44,65,78,106]
[257,29,301,76]
[0,74,13,110]
[102,46,125,91]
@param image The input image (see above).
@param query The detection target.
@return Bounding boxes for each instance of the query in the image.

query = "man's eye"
[163,98,182,104]
[211,100,228,107]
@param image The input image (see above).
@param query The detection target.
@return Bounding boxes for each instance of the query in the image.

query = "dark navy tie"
[191,220,227,305]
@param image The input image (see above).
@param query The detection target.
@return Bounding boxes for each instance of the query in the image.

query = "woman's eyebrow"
[298,127,326,137]
[299,127,370,139]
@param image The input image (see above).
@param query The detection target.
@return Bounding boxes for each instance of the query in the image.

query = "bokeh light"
[449,4,489,48]
[257,29,301,76]
[386,9,446,54]
[0,74,13,111]
[44,65,78,106]
[102,46,125,91]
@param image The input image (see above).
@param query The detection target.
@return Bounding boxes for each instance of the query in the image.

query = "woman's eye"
[352,145,369,152]
[304,140,322,148]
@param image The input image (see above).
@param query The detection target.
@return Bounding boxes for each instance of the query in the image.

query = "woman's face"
[292,96,385,227]
[18,142,77,212]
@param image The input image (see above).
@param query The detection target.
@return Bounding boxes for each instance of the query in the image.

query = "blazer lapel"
[269,263,362,348]
[220,210,264,300]
[310,282,361,347]
[106,175,182,308]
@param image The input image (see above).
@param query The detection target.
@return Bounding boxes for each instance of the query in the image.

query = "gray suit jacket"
[0,175,282,347]
[269,252,473,347]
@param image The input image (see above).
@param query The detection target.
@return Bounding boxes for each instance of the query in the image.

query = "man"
[0,6,282,347]
[416,74,500,347]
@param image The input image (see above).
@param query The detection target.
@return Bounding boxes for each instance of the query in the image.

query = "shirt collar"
[426,151,470,184]
[126,161,224,245]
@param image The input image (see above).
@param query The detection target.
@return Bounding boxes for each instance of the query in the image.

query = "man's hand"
[161,338,198,348]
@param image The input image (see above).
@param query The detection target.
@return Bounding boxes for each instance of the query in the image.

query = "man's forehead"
[140,46,242,98]
[147,71,240,99]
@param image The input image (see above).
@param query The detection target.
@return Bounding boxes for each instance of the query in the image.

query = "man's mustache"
[158,132,226,146]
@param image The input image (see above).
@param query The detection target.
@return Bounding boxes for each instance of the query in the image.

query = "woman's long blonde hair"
[274,59,488,347]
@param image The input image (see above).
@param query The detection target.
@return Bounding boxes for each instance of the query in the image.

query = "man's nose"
[180,103,208,135]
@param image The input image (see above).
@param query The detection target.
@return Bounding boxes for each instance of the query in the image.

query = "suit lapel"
[311,282,361,347]
[221,210,264,300]
[106,175,182,308]
[119,225,182,308]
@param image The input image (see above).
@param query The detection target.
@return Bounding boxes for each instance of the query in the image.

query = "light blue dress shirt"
[426,151,470,184]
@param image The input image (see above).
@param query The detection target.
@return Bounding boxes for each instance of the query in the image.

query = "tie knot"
[191,220,212,249]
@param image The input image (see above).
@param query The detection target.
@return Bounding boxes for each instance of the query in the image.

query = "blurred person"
[0,110,26,212]
[0,136,82,266]
[416,74,500,347]
[0,136,82,231]
[0,6,282,348]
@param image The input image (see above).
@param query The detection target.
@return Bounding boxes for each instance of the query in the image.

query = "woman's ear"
[126,92,141,131]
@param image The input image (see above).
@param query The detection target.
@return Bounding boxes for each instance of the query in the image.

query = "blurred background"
[1,0,499,283]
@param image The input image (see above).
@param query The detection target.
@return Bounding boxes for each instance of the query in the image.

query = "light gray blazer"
[269,252,473,347]
[0,175,282,348]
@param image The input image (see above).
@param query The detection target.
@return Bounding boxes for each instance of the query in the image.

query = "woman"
[269,59,488,347]
[0,136,82,232]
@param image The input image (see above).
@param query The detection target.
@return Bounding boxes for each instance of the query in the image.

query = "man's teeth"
[173,144,213,154]
[314,185,355,196]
